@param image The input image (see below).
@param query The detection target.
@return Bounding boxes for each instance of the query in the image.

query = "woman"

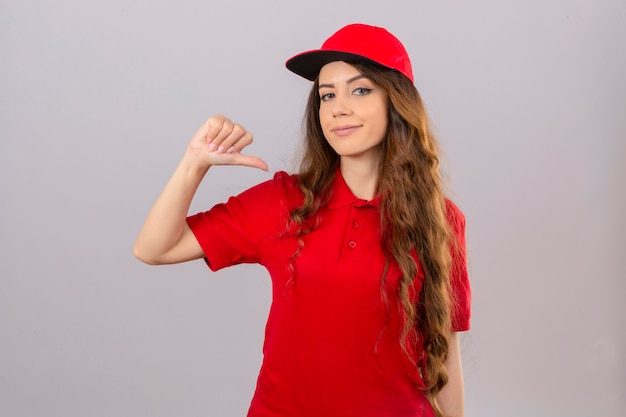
[134,23,470,417]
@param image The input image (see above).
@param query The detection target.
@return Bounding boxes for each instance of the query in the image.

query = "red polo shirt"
[187,170,471,417]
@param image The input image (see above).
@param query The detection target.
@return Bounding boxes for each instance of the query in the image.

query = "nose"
[331,93,352,117]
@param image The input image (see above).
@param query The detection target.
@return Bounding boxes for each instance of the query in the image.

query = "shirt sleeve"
[445,199,472,332]
[186,171,299,272]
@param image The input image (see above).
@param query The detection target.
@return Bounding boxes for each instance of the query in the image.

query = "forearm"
[133,149,209,264]
[134,115,266,265]
[436,332,465,417]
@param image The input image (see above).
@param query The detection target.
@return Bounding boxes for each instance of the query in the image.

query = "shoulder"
[238,171,303,210]
[269,171,301,196]
[444,198,466,232]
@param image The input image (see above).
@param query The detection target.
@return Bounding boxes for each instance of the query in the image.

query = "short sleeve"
[186,171,300,272]
[445,199,472,332]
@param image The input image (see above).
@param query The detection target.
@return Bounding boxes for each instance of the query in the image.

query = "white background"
[2,0,625,416]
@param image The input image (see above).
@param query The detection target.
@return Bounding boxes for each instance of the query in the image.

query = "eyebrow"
[318,74,367,90]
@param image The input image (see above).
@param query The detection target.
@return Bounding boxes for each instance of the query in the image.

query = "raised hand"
[188,114,268,171]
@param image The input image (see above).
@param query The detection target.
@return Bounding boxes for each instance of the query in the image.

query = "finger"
[205,115,227,143]
[209,118,234,149]
[220,128,253,154]
[231,154,269,171]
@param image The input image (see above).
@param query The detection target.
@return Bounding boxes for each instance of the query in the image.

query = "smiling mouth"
[332,125,361,136]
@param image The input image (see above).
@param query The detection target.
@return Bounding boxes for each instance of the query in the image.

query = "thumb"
[232,154,269,172]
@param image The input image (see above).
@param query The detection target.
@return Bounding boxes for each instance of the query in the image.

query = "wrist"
[181,149,211,177]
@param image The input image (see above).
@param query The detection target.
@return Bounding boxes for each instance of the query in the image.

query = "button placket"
[339,205,372,261]
[346,207,363,253]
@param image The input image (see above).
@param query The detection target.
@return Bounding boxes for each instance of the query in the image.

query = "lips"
[331,125,362,136]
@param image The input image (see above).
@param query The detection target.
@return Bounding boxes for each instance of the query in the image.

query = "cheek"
[318,105,330,125]
[371,106,388,136]
[318,108,332,139]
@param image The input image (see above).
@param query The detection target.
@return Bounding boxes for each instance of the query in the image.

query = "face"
[318,61,388,165]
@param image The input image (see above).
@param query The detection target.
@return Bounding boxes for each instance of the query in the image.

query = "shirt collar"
[327,168,382,210]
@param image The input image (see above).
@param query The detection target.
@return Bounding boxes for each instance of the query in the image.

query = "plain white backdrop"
[2,1,625,416]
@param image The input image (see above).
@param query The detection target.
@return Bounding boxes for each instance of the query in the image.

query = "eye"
[353,87,372,96]
[320,92,335,102]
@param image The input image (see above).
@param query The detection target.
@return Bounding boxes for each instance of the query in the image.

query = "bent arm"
[436,332,465,417]
[133,149,209,265]
[133,115,268,265]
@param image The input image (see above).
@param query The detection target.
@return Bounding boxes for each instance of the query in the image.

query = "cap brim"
[285,50,383,81]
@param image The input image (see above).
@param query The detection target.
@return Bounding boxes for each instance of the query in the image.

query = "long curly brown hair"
[289,61,454,417]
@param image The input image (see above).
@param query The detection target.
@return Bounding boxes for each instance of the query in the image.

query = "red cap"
[286,23,414,83]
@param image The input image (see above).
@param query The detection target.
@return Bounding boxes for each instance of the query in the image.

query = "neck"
[339,156,380,201]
